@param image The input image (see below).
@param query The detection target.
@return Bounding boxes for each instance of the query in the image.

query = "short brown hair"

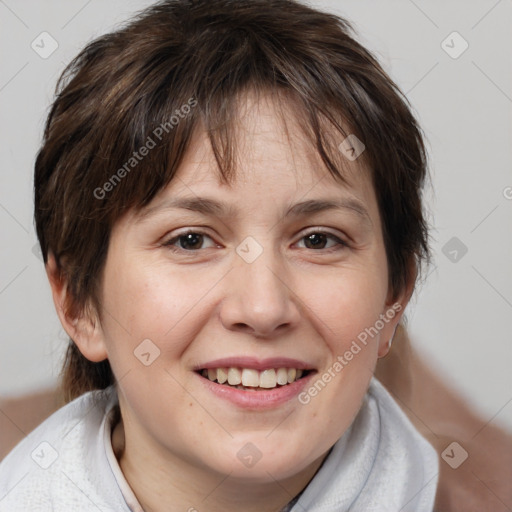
[34,0,430,401]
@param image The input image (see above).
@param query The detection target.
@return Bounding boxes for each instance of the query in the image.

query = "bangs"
[84,53,365,228]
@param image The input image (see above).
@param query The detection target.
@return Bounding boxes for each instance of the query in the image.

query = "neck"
[111,417,326,512]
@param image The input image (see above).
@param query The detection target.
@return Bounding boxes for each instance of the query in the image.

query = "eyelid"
[299,226,346,239]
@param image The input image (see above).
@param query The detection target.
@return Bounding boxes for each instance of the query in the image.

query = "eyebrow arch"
[285,198,371,224]
[137,196,372,225]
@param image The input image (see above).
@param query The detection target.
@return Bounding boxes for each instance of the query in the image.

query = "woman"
[0,1,439,510]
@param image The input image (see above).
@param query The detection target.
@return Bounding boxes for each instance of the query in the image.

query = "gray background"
[1,0,511,433]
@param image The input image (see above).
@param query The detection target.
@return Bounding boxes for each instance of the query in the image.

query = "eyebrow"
[137,196,372,225]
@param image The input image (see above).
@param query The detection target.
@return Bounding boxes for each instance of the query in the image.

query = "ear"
[377,265,416,359]
[46,252,108,363]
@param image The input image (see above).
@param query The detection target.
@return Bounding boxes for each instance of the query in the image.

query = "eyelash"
[162,228,348,254]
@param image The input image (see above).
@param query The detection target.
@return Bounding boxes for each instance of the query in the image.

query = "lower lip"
[197,372,314,410]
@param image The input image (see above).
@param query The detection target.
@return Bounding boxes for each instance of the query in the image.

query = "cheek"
[292,271,388,445]
[99,258,216,362]
[302,265,389,348]
[104,261,209,332]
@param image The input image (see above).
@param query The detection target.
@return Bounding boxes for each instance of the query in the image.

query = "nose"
[219,246,301,339]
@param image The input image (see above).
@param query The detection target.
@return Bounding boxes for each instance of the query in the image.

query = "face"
[76,92,405,484]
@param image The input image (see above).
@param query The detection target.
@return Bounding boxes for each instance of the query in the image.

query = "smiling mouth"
[197,367,313,391]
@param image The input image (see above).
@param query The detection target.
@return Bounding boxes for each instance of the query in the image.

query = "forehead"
[122,89,380,232]
[130,121,379,238]
[113,92,385,253]
[174,89,372,194]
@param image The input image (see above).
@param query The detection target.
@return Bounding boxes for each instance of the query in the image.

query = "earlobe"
[378,323,399,358]
[45,252,108,363]
[378,263,416,358]
[378,293,410,359]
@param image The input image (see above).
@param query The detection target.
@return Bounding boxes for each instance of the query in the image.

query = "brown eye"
[297,231,347,251]
[177,233,204,250]
[163,231,216,252]
[304,233,328,249]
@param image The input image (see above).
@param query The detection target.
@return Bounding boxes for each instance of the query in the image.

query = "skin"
[48,91,410,512]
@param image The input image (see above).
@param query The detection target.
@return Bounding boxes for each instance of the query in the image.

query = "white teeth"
[217,368,228,384]
[277,368,288,386]
[201,367,308,388]
[259,369,277,388]
[227,367,242,385]
[241,368,260,387]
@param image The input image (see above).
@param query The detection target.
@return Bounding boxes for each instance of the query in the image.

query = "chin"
[204,435,324,484]
[224,457,314,484]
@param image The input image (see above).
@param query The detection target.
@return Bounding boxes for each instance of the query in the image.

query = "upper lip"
[194,357,314,371]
